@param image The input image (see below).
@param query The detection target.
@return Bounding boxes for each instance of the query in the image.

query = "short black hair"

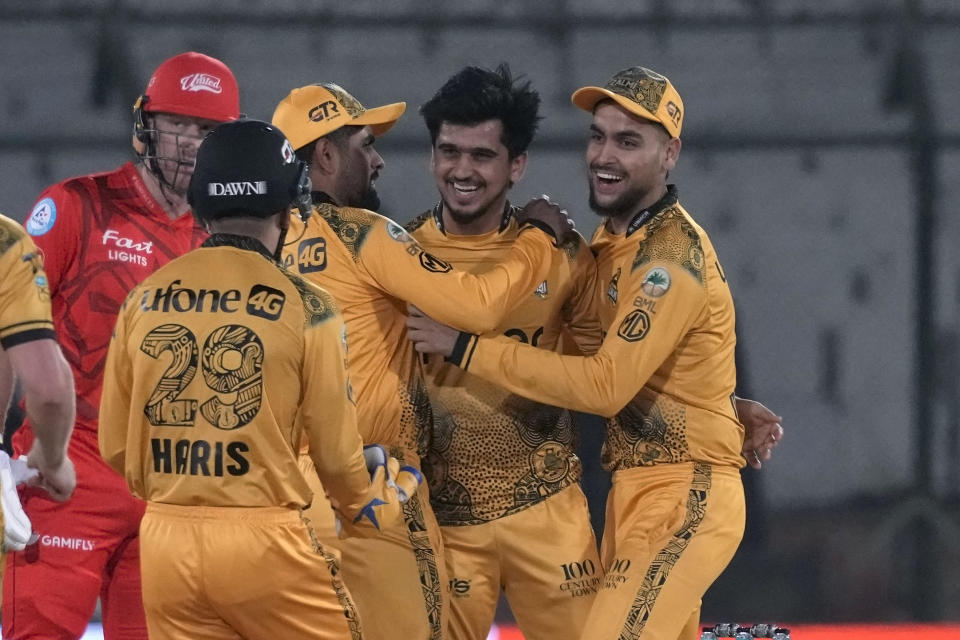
[295,125,361,164]
[420,63,541,159]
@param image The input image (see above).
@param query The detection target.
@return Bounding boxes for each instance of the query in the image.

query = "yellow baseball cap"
[272,83,406,150]
[571,67,684,138]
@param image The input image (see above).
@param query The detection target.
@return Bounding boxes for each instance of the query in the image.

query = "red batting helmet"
[140,51,239,122]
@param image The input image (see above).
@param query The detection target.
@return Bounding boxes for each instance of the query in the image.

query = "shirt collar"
[311,191,337,206]
[624,184,679,237]
[201,233,275,261]
[431,200,514,235]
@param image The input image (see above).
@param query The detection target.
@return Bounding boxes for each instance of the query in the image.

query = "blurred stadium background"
[2,0,959,636]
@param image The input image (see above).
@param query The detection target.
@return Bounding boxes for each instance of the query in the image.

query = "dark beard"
[439,181,510,228]
[588,182,647,220]
[440,196,488,227]
[352,186,381,212]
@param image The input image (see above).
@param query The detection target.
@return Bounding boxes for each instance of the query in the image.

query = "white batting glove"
[0,451,39,551]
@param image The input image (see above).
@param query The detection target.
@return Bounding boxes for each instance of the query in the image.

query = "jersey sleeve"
[359,217,556,334]
[559,240,602,356]
[0,229,55,349]
[99,291,136,475]
[296,299,379,520]
[450,258,708,417]
[23,185,82,298]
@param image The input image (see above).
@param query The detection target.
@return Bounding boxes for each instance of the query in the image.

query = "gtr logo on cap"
[666,101,682,126]
[180,73,223,94]
[309,101,341,122]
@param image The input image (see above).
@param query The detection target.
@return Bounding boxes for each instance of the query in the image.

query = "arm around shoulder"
[363,217,556,333]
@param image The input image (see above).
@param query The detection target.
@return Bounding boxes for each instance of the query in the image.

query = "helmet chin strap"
[274,164,311,262]
[273,206,296,263]
[273,226,288,263]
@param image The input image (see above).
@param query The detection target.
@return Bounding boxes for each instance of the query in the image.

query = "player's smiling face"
[431,119,526,231]
[586,101,679,223]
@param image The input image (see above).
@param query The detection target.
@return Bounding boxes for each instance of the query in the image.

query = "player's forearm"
[449,333,629,416]
[384,226,555,333]
[446,228,554,333]
[303,327,379,519]
[562,318,603,356]
[9,340,75,466]
[308,427,381,520]
[23,367,74,467]
[316,458,379,520]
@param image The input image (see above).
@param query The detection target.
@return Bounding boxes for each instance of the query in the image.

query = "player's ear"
[313,138,339,176]
[663,137,681,173]
[510,152,528,184]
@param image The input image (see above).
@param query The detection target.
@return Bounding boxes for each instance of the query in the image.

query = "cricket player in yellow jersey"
[99,120,420,640]
[409,67,778,640]
[271,82,574,640]
[405,65,604,640]
[0,213,76,578]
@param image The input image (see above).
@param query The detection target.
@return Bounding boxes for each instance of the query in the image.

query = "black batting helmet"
[188,119,311,222]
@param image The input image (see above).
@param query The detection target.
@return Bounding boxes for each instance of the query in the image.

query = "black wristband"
[446,331,477,368]
[0,327,56,350]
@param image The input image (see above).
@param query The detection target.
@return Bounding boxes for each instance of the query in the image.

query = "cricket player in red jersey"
[0,211,77,578]
[3,51,240,639]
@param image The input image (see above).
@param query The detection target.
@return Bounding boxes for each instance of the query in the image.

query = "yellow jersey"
[280,198,556,463]
[0,213,54,349]
[446,187,744,471]
[408,205,601,525]
[99,234,378,517]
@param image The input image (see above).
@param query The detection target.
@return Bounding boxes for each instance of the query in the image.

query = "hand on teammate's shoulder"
[518,194,576,244]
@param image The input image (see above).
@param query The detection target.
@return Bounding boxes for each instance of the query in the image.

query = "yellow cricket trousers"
[140,502,363,640]
[580,462,745,640]
[443,484,600,640]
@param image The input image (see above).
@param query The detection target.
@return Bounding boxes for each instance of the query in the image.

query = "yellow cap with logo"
[272,83,406,150]
[572,67,683,138]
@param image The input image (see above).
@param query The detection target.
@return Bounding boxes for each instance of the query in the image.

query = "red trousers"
[3,427,147,640]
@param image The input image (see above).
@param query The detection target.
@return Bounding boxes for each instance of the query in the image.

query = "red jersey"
[16,162,206,442]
